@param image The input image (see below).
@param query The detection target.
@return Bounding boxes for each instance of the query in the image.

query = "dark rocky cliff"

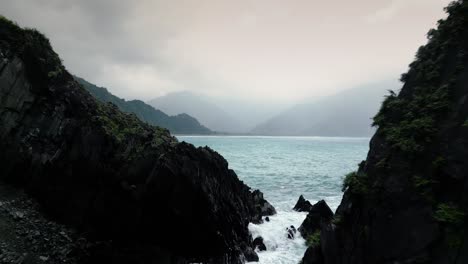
[0,16,274,263]
[302,1,468,263]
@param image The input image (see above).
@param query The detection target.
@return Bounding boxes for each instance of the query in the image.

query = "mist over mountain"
[148,91,245,133]
[76,77,212,135]
[252,80,400,137]
[211,97,293,132]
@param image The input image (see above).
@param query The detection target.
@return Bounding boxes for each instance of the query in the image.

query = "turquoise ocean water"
[178,136,370,264]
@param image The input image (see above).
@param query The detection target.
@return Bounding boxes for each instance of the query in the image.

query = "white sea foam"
[247,210,308,264]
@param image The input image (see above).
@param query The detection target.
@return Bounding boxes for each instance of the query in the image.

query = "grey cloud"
[0,0,453,102]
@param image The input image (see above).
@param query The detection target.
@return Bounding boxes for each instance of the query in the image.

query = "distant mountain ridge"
[148,91,245,133]
[75,77,212,134]
[252,80,400,137]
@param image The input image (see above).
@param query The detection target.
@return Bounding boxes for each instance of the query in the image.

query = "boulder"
[286,225,297,239]
[253,236,267,251]
[252,190,276,221]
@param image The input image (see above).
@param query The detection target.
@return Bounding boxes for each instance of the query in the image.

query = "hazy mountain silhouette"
[251,80,400,137]
[75,77,212,134]
[148,91,245,133]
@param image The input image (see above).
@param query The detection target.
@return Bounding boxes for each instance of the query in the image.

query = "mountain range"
[75,77,212,135]
[148,91,246,133]
[251,80,400,137]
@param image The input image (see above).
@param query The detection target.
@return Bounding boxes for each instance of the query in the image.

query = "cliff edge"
[302,1,468,263]
[0,16,274,264]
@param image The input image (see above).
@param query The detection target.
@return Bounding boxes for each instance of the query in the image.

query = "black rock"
[252,190,276,222]
[293,195,313,212]
[301,244,323,264]
[286,225,297,239]
[265,216,270,222]
[0,18,274,264]
[243,247,259,262]
[253,236,267,251]
[301,2,468,263]
[299,200,333,238]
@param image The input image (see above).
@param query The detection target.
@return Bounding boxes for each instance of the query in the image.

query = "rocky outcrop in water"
[252,237,266,252]
[0,16,275,263]
[252,190,276,217]
[286,225,298,239]
[298,200,333,239]
[301,1,468,263]
[293,195,313,212]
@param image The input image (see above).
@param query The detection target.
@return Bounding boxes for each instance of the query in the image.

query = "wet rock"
[265,216,270,222]
[286,225,297,239]
[293,195,313,212]
[243,247,259,262]
[253,236,267,251]
[299,200,333,238]
[252,190,276,222]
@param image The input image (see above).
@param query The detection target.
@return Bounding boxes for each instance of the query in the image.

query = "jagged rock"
[243,247,259,262]
[252,236,266,251]
[0,17,274,264]
[299,200,333,238]
[286,225,297,239]
[252,190,276,221]
[293,195,313,212]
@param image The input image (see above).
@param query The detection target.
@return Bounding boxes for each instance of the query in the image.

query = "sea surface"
[177,136,370,264]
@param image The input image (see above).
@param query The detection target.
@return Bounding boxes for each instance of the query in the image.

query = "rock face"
[298,200,333,238]
[0,17,275,263]
[252,190,276,217]
[293,195,313,212]
[301,1,468,263]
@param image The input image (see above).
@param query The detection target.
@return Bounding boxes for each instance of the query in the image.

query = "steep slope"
[75,77,212,135]
[148,91,244,133]
[252,80,398,137]
[0,16,275,263]
[302,1,468,263]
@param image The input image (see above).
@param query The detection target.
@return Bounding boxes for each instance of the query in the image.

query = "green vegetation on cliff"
[0,14,177,166]
[370,0,468,211]
[307,1,468,263]
[342,171,369,195]
[434,203,465,225]
[305,231,321,247]
[372,1,466,154]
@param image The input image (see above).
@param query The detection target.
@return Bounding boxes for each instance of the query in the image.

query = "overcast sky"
[1,0,451,103]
